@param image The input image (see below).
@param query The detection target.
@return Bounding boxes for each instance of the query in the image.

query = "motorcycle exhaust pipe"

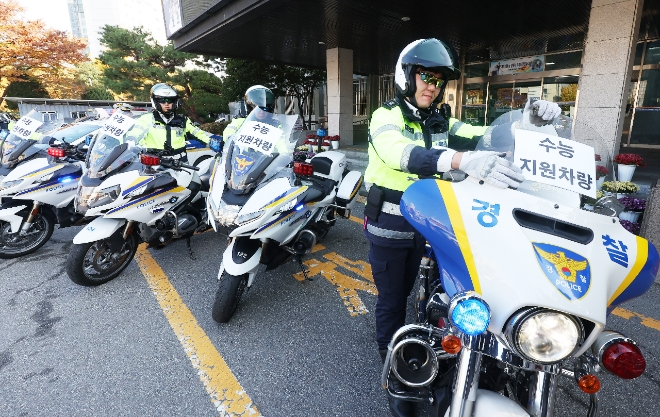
[293,229,317,254]
[382,324,444,388]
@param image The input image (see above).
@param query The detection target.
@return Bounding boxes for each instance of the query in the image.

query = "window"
[353,76,367,116]
[544,51,582,71]
[644,40,660,64]
[464,63,489,78]
[71,111,87,119]
[41,111,57,122]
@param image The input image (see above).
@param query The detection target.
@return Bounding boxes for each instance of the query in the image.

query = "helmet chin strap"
[157,111,175,124]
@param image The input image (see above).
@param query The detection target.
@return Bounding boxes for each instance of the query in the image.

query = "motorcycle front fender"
[73,217,126,244]
[0,202,30,233]
[222,236,262,276]
[444,389,530,417]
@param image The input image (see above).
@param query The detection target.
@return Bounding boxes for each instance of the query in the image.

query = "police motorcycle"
[0,110,95,258]
[207,108,364,323]
[65,120,216,286]
[381,105,659,417]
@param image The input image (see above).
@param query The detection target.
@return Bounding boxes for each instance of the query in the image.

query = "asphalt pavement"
[1,203,660,416]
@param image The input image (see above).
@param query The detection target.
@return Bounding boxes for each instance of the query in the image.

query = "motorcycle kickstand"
[186,235,196,260]
[296,255,312,281]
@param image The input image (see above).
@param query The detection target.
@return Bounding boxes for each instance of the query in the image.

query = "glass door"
[512,80,542,109]
[487,83,514,125]
[462,82,487,125]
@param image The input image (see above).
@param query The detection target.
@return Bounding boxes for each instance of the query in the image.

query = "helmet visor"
[401,39,460,80]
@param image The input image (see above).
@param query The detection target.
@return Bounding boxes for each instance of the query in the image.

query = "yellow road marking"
[612,307,660,332]
[349,215,363,225]
[293,252,377,316]
[134,245,261,417]
[311,243,325,253]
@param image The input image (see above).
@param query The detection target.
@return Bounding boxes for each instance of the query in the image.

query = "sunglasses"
[418,71,445,88]
[154,97,176,104]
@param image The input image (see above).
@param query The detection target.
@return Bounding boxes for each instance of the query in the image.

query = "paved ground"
[1,202,659,416]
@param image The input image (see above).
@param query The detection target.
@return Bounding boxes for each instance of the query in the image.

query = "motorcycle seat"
[200,173,211,192]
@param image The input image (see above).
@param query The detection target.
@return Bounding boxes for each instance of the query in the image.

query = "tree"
[219,59,326,128]
[172,69,226,121]
[3,78,50,110]
[271,65,326,129]
[82,86,114,100]
[98,25,223,122]
[0,0,87,102]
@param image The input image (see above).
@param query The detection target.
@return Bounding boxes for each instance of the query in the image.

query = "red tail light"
[48,147,66,158]
[140,154,161,166]
[601,342,646,379]
[293,162,314,176]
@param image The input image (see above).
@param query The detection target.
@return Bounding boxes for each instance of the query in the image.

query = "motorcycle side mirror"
[594,196,625,217]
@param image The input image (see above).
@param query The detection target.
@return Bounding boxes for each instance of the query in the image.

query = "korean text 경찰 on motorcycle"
[382,106,659,417]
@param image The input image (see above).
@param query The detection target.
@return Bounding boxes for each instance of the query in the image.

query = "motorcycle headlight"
[212,199,241,226]
[236,210,264,225]
[88,185,121,208]
[505,308,583,364]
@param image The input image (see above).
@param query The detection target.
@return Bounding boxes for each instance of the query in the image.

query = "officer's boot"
[379,349,414,417]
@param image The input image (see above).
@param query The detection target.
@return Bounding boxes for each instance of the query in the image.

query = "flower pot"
[321,145,330,151]
[616,193,633,199]
[619,211,641,222]
[596,177,605,190]
[617,164,636,182]
[331,141,339,150]
[308,144,315,152]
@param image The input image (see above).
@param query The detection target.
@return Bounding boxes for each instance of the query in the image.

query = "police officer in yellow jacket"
[222,85,276,142]
[366,38,560,417]
[129,83,210,161]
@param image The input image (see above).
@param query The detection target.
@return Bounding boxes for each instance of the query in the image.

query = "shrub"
[618,196,646,211]
[614,153,645,167]
[596,165,609,180]
[601,181,640,194]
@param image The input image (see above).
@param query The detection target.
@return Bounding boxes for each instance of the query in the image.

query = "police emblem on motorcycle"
[233,154,255,175]
[532,243,591,300]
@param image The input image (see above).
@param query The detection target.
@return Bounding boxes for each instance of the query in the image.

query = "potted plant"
[305,135,318,152]
[601,181,640,199]
[619,219,641,235]
[614,153,645,182]
[321,140,331,151]
[329,135,340,150]
[618,196,646,222]
[596,165,609,190]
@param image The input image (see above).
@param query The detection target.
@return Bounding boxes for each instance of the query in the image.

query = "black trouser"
[368,236,426,350]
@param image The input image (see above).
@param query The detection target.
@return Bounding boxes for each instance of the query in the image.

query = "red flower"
[614,153,645,167]
[595,154,602,161]
[595,165,609,179]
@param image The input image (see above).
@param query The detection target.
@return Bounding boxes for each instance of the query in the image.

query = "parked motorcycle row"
[1,105,658,417]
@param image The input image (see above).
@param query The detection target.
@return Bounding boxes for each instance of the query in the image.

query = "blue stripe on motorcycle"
[401,179,478,297]
[607,237,660,313]
[107,186,178,214]
[122,177,154,197]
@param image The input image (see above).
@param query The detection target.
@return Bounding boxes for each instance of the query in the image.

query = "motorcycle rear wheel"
[212,272,248,323]
[0,214,54,259]
[67,232,138,286]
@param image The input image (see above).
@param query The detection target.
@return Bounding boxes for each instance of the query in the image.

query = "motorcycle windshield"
[86,118,145,179]
[42,122,103,145]
[1,110,60,166]
[225,108,301,193]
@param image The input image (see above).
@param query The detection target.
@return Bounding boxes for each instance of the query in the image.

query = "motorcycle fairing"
[607,235,659,312]
[72,217,126,244]
[0,202,30,233]
[121,176,156,197]
[401,177,660,335]
[106,186,187,215]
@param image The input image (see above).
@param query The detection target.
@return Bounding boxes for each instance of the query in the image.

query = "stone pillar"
[327,48,353,146]
[575,0,644,156]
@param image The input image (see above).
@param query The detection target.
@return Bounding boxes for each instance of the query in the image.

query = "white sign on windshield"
[514,129,597,198]
[234,121,282,155]
[11,115,43,139]
[102,113,136,139]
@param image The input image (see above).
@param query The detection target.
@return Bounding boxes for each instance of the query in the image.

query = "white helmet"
[394,38,461,108]
[150,83,179,116]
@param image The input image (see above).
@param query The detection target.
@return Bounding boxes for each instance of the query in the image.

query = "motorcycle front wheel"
[66,232,138,286]
[0,214,54,259]
[212,272,248,323]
